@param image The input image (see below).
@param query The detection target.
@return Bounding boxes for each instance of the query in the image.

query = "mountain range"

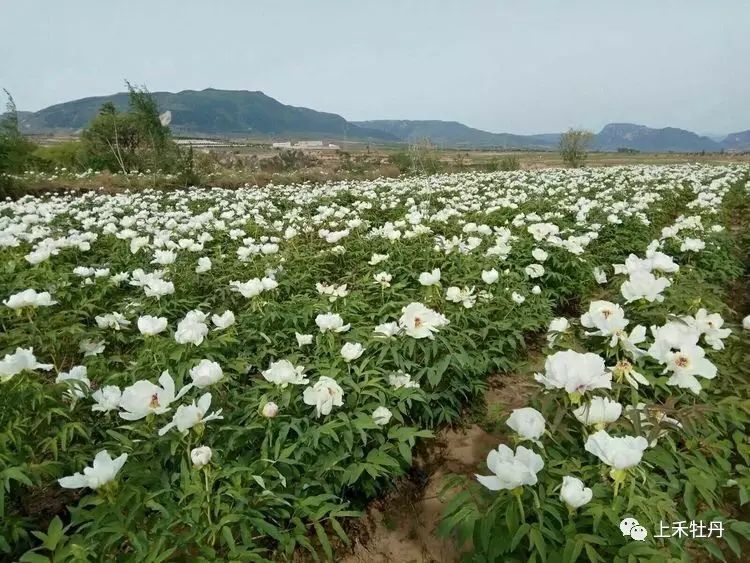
[16,88,750,152]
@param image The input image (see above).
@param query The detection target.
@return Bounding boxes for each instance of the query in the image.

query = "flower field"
[2,164,750,562]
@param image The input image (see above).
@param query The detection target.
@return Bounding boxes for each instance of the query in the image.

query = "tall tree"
[559,129,594,168]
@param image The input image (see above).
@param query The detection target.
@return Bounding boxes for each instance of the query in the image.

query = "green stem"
[204,468,213,528]
[514,489,526,522]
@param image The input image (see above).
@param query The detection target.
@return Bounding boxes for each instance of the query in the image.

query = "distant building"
[295,140,324,149]
[272,140,340,150]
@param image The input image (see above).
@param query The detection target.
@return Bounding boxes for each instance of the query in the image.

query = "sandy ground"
[341,371,538,563]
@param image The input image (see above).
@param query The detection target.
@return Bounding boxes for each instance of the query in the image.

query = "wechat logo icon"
[620,517,648,541]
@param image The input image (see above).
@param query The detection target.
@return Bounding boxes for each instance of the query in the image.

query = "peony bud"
[262,401,279,418]
[191,446,212,469]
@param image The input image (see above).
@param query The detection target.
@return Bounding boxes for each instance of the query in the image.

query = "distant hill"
[592,123,721,152]
[721,130,750,152]
[18,89,399,142]
[14,89,748,152]
[353,119,557,149]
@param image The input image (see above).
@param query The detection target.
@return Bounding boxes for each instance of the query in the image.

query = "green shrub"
[33,141,86,171]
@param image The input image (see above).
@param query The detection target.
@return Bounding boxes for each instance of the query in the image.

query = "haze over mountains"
[17,89,750,152]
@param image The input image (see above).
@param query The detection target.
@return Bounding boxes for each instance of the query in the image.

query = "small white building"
[295,140,324,149]
[272,140,340,150]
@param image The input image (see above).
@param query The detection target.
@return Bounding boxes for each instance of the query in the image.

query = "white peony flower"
[398,302,449,339]
[389,371,420,389]
[79,339,105,357]
[151,249,176,265]
[593,267,608,284]
[525,264,545,278]
[303,376,344,417]
[532,248,548,262]
[137,315,168,336]
[580,301,628,340]
[560,476,593,509]
[58,450,128,490]
[341,342,365,362]
[648,321,701,363]
[663,345,717,394]
[261,277,278,291]
[229,279,265,298]
[195,257,212,273]
[372,406,393,426]
[295,332,314,346]
[373,271,392,287]
[475,444,544,491]
[315,312,351,333]
[369,253,389,265]
[534,350,612,396]
[130,237,149,254]
[621,271,671,303]
[511,292,525,304]
[481,269,499,284]
[506,407,545,442]
[211,310,236,330]
[374,321,401,338]
[680,237,705,252]
[4,289,57,310]
[91,385,122,413]
[0,347,53,382]
[55,366,91,398]
[95,312,130,331]
[573,397,623,427]
[175,310,209,345]
[611,325,648,358]
[316,282,348,301]
[262,359,308,387]
[547,317,570,346]
[418,268,441,286]
[143,279,174,299]
[118,371,191,420]
[445,286,477,308]
[190,359,224,388]
[158,392,223,436]
[683,309,731,351]
[584,429,648,470]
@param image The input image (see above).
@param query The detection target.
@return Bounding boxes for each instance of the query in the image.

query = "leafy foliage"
[0,164,747,561]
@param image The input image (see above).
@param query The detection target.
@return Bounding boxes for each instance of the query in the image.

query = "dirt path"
[341,371,538,563]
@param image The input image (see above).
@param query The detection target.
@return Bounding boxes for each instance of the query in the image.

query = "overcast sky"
[2,0,748,135]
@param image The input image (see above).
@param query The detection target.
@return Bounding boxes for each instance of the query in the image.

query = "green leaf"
[19,554,50,563]
[529,527,547,562]
[314,522,333,562]
[510,522,530,551]
[397,441,412,464]
[43,516,63,551]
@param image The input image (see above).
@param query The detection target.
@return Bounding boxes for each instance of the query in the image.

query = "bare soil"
[340,371,538,563]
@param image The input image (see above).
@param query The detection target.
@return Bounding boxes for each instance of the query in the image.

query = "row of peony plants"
[438,179,750,562]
